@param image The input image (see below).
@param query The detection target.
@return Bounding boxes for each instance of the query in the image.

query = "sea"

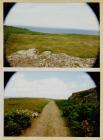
[16,25,99,35]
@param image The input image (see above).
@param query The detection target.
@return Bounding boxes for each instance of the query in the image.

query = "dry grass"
[4,26,99,58]
[4,98,50,113]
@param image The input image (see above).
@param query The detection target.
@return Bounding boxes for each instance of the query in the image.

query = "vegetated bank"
[4,98,49,136]
[4,26,99,67]
[55,88,100,137]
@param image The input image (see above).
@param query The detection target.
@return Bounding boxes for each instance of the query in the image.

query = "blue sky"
[5,71,96,99]
[5,3,99,31]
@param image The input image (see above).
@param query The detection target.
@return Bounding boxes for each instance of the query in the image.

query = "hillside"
[4,26,99,67]
[56,88,100,137]
[69,88,97,102]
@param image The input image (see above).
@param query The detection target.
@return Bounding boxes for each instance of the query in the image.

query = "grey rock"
[41,51,52,58]
[7,48,96,68]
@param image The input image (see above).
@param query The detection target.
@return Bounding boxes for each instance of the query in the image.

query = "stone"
[7,48,96,68]
[26,49,36,57]
[16,50,27,55]
[41,51,52,58]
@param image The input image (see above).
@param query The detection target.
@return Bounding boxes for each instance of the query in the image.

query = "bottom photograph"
[4,71,100,137]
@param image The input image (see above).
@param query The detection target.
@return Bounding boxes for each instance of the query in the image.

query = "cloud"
[5,72,96,99]
[5,76,70,99]
[5,3,99,30]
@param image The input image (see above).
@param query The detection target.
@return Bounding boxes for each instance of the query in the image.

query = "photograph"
[4,3,100,67]
[4,71,100,137]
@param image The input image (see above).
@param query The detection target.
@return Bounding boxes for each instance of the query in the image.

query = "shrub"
[4,112,32,136]
[55,99,99,137]
[4,120,22,136]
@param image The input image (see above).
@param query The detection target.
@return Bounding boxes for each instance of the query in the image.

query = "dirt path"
[21,101,71,136]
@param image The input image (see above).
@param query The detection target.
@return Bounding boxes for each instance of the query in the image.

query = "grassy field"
[4,26,99,58]
[4,98,50,113]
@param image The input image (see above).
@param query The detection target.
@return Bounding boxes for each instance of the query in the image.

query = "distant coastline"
[7,25,99,35]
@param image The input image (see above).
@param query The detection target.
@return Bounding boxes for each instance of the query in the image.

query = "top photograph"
[4,3,100,68]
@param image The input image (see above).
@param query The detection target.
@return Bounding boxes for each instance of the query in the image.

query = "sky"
[5,3,99,31]
[5,71,96,99]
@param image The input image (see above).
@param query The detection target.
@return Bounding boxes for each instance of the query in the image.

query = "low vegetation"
[4,98,49,113]
[4,26,99,58]
[55,88,100,137]
[4,111,32,136]
[4,98,50,136]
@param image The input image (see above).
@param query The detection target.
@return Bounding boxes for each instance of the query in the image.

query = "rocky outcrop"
[7,48,96,67]
[69,88,97,102]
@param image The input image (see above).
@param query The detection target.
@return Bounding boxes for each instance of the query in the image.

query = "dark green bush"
[4,120,22,136]
[55,100,99,137]
[4,112,32,136]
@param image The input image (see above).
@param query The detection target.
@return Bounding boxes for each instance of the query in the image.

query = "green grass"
[4,98,50,113]
[4,25,99,58]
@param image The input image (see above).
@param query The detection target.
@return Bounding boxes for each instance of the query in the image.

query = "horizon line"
[4,24,99,32]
